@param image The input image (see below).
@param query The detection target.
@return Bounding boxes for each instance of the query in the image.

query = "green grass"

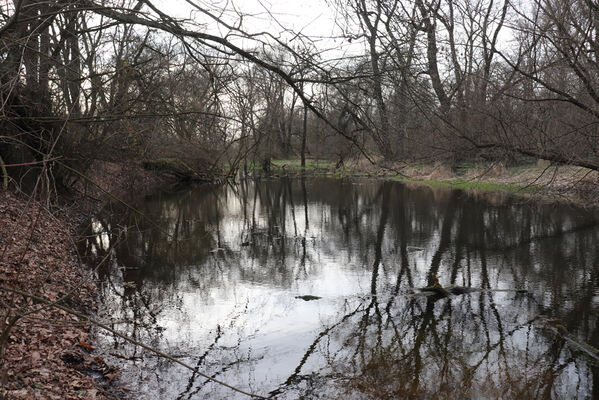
[237,159,336,173]
[237,158,539,196]
[271,159,335,170]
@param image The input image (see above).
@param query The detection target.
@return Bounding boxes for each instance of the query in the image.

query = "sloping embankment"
[0,192,118,399]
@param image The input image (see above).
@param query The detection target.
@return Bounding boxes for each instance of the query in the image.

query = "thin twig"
[0,285,267,399]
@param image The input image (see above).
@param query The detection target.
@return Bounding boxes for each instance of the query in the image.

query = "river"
[80,177,599,399]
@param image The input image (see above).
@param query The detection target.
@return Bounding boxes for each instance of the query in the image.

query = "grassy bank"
[242,158,336,172]
[255,158,598,207]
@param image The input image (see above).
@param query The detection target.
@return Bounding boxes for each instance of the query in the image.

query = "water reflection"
[80,178,599,399]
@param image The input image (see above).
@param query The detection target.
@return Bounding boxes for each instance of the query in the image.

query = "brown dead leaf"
[104,371,120,384]
[78,340,94,351]
[31,351,40,364]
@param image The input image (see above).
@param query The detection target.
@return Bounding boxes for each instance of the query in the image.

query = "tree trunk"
[301,104,307,168]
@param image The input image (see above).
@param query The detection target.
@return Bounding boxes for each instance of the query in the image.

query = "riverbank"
[70,161,172,215]
[265,158,599,208]
[0,162,170,399]
[0,191,118,399]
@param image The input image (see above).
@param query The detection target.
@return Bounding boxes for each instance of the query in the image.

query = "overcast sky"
[169,0,340,36]
[162,0,360,60]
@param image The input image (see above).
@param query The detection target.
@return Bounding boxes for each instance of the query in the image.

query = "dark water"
[80,178,599,399]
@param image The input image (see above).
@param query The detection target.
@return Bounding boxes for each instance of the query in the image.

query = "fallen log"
[418,285,479,297]
[143,158,214,182]
[541,321,599,364]
[419,273,454,298]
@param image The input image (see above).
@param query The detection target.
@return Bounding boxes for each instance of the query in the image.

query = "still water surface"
[81,178,599,399]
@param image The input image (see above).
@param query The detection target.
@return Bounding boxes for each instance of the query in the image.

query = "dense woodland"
[1,0,599,192]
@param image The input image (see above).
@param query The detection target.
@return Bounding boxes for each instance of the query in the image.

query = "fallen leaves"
[78,340,95,351]
[0,192,116,399]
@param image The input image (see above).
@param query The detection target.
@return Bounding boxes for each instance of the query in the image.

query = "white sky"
[153,0,515,71]
[168,0,342,38]
[156,0,361,62]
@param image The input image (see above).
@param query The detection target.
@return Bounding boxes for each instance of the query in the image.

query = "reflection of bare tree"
[268,302,364,397]
[270,291,594,398]
[176,298,263,400]
[261,182,598,398]
[79,178,599,398]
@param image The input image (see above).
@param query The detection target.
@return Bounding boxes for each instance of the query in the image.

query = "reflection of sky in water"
[82,178,599,399]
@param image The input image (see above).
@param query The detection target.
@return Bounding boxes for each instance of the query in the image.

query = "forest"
[1,0,598,193]
[1,1,599,399]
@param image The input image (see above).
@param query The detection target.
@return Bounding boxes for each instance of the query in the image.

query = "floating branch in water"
[295,295,322,301]
[417,275,530,299]
[540,319,599,364]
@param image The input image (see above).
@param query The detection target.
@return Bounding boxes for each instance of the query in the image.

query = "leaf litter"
[0,191,123,399]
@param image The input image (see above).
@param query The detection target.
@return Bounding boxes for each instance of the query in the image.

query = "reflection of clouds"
[80,178,599,399]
